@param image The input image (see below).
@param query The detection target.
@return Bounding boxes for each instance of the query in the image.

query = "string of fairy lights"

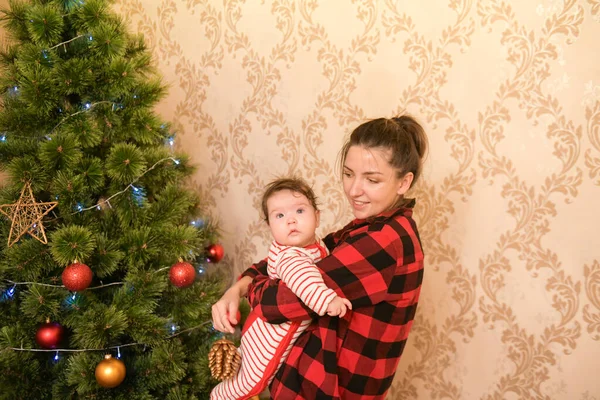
[0,29,217,363]
[6,320,213,365]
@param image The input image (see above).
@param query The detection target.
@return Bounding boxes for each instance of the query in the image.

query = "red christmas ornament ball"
[36,321,64,349]
[229,310,242,326]
[169,261,196,288]
[206,243,224,263]
[62,262,93,291]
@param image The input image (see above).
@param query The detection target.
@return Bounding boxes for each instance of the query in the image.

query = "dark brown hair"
[261,177,319,223]
[339,115,428,187]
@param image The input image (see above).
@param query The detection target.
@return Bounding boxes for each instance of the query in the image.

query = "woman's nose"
[348,179,362,196]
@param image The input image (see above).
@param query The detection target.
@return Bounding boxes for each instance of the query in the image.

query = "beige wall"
[3,0,600,398]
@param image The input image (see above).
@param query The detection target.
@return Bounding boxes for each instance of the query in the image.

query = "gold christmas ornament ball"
[95,354,126,388]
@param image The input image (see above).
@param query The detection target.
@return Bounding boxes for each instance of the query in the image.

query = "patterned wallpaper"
[2,0,600,398]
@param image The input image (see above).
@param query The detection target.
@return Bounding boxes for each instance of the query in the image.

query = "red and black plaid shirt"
[241,201,424,399]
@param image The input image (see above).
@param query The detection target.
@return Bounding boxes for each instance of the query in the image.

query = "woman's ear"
[396,172,414,196]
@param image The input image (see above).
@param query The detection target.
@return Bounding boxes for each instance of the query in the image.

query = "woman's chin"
[351,205,371,219]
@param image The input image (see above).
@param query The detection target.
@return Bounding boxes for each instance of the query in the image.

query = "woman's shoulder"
[324,200,419,249]
[364,201,417,232]
[340,210,414,244]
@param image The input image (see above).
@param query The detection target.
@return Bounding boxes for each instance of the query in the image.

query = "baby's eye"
[296,208,305,214]
[275,213,284,219]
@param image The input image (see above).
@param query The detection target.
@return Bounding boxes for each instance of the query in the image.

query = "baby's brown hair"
[261,177,319,223]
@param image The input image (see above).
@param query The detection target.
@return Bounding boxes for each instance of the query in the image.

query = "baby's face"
[266,190,320,248]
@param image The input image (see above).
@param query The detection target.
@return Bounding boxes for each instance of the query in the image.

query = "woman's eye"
[343,172,352,178]
[368,179,378,184]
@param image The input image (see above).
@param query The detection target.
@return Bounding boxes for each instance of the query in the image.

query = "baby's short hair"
[261,177,319,222]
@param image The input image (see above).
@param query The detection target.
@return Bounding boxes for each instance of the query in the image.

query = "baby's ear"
[315,210,321,227]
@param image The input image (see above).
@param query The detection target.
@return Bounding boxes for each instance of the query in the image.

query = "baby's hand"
[326,296,352,318]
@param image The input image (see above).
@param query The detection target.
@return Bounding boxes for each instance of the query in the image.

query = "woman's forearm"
[234,275,253,297]
[248,275,317,323]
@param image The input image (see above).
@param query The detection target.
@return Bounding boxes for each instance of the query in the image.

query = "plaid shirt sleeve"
[242,256,322,323]
[245,271,317,323]
[326,231,397,306]
[240,258,268,280]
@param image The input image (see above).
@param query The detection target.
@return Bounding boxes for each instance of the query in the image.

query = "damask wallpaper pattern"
[2,0,599,398]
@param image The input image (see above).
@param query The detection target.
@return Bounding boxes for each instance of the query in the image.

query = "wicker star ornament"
[0,182,58,247]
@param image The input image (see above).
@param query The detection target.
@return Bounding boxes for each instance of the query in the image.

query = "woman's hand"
[211,276,252,333]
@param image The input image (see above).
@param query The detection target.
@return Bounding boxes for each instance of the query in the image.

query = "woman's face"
[342,145,412,219]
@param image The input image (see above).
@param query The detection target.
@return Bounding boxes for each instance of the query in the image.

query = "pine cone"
[208,338,242,380]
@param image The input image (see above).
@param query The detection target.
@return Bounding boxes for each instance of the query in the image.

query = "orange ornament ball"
[95,354,126,388]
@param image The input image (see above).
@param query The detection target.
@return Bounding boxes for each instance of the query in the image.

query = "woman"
[212,116,427,399]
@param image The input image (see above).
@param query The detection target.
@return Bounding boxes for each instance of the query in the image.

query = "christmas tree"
[0,0,229,398]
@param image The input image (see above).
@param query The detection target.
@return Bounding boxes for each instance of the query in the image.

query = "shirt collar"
[272,239,322,250]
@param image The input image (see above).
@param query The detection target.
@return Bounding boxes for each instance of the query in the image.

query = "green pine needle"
[25,4,64,47]
[64,352,103,393]
[106,143,147,184]
[18,67,60,115]
[52,170,85,197]
[22,285,64,322]
[0,1,33,41]
[8,155,51,185]
[72,0,110,31]
[40,133,82,171]
[54,58,95,96]
[61,115,103,148]
[76,156,105,191]
[89,233,124,278]
[89,21,126,61]
[50,225,96,265]
[15,43,54,69]
[70,305,129,348]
